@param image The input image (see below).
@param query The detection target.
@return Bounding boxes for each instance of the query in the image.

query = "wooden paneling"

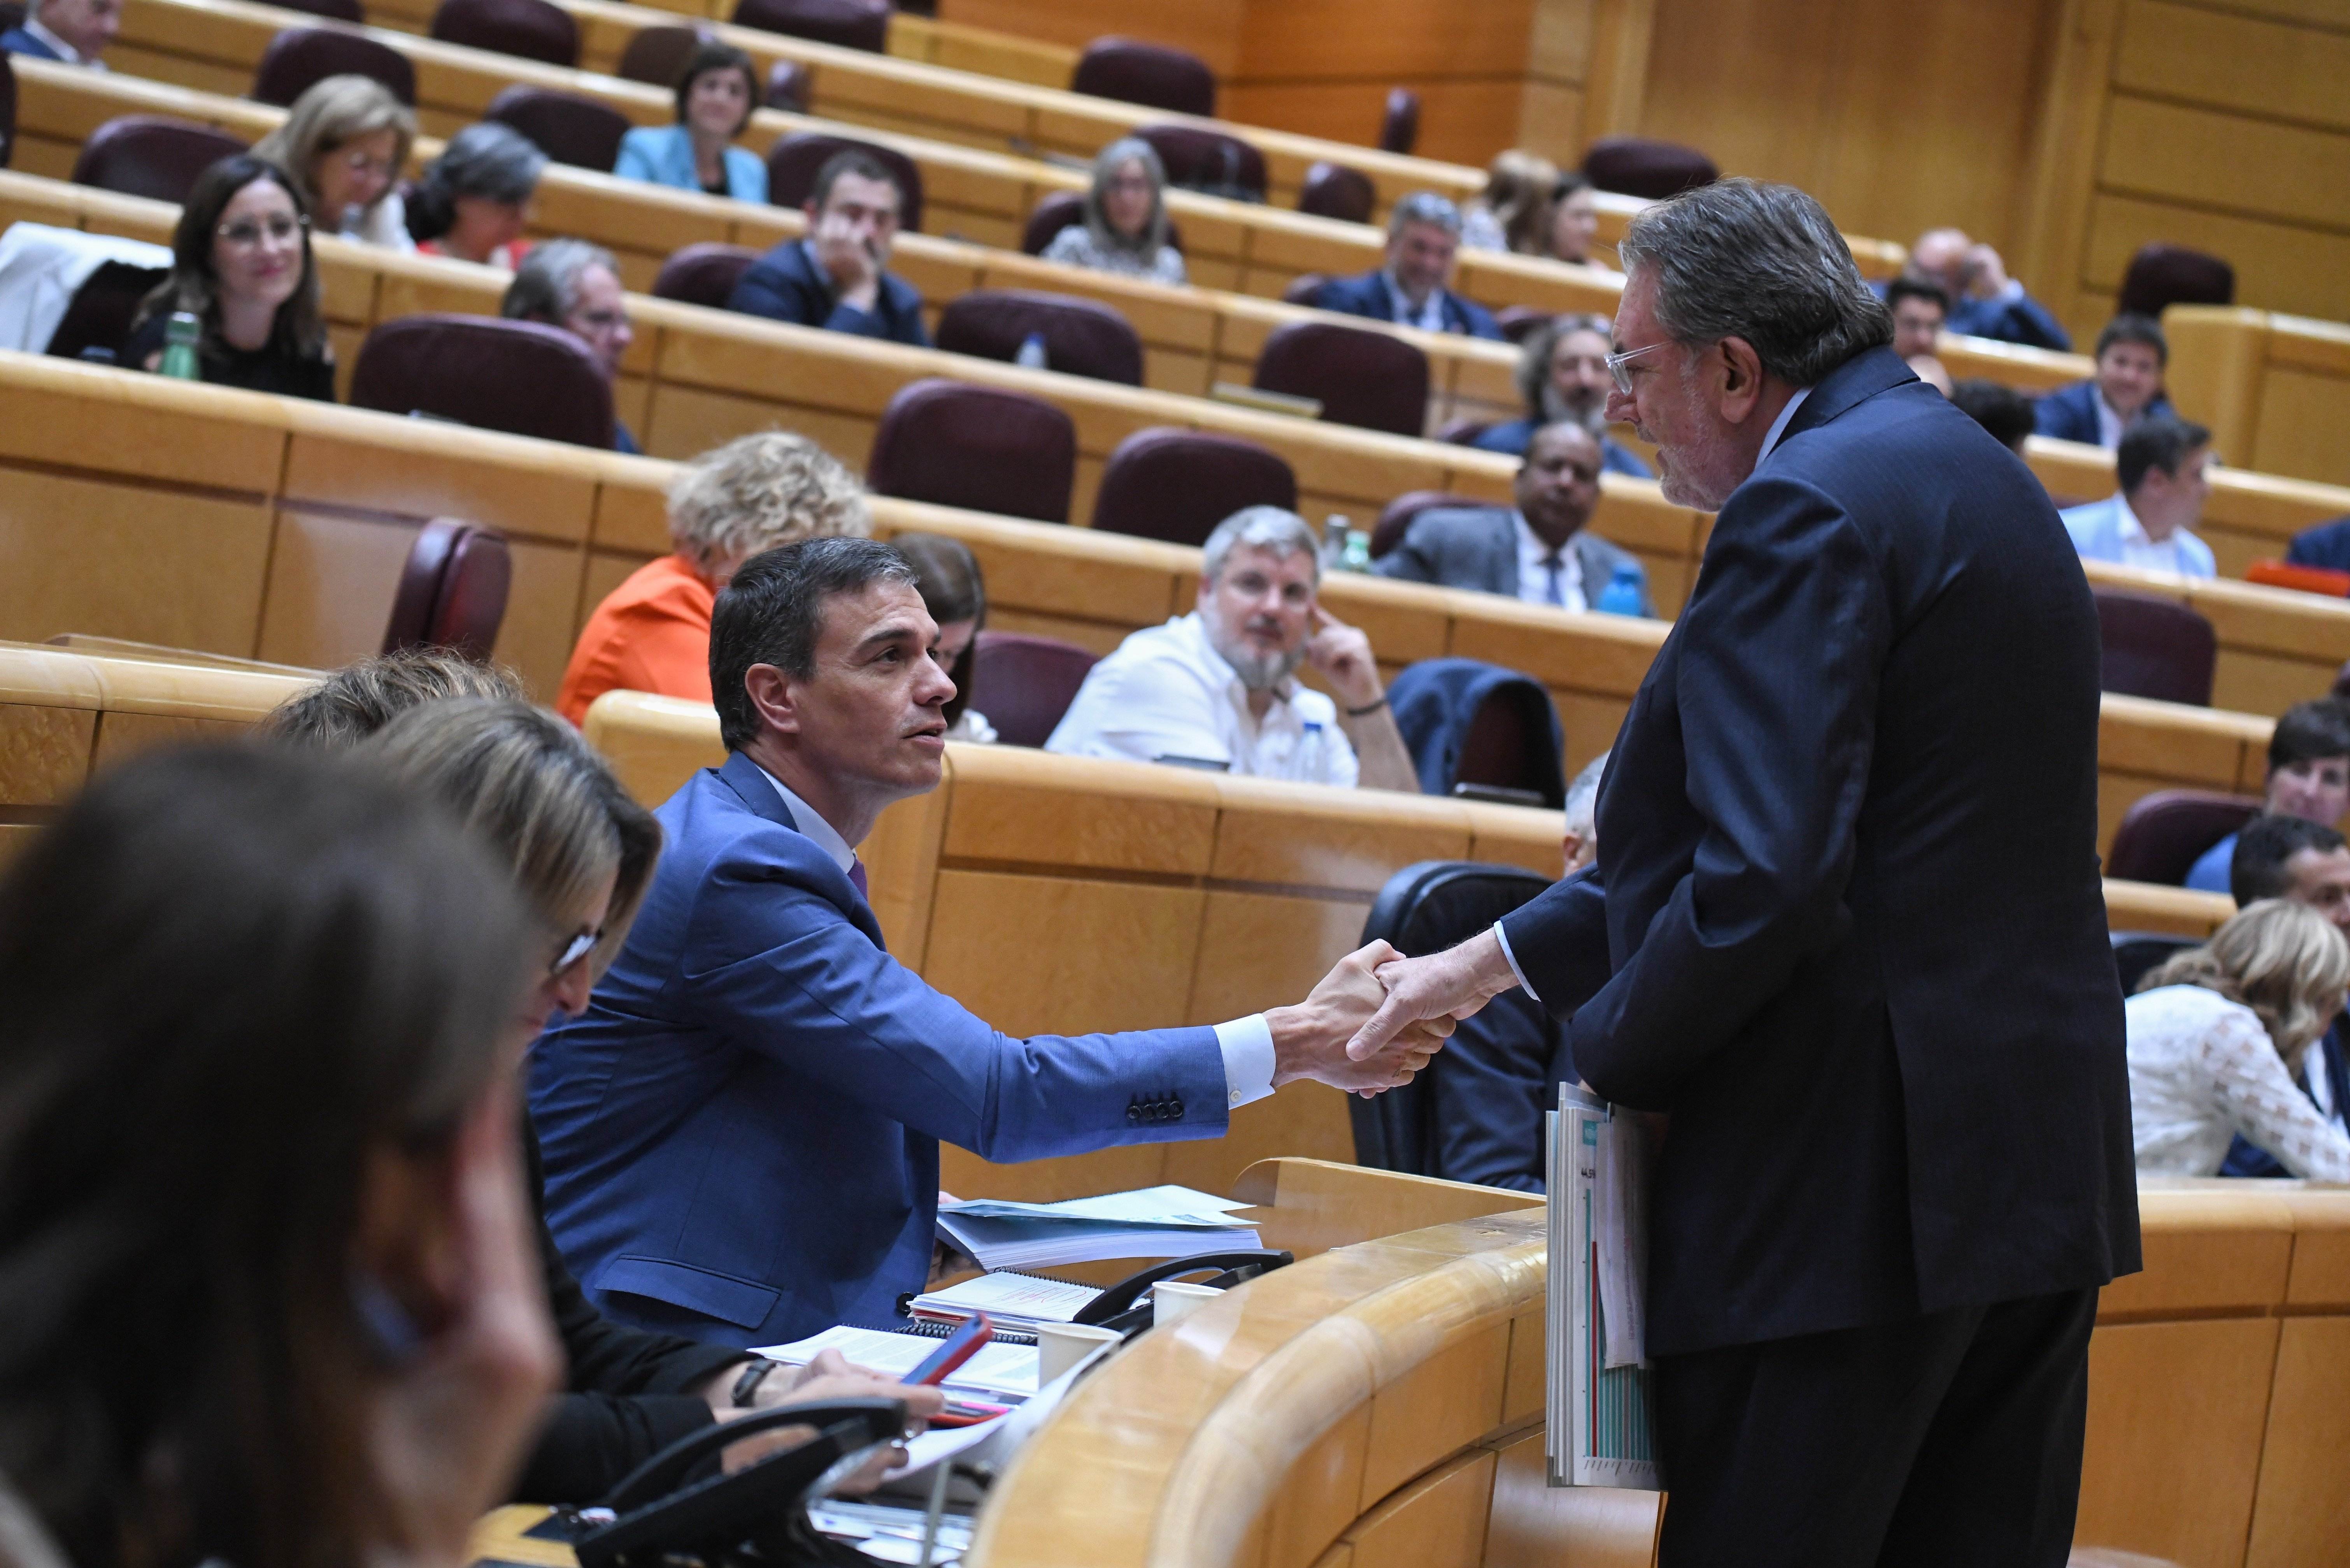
[1343,1450,1498,1568]
[0,470,274,656]
[2244,1316,2350,1567]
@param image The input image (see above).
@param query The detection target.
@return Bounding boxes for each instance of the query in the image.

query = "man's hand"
[712,1349,947,1487]
[1962,243,2011,300]
[1267,941,1455,1097]
[1345,928,1522,1063]
[811,214,882,311]
[1303,606,1384,711]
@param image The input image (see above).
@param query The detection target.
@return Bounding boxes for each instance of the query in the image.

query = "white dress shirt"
[21,16,104,66]
[754,759,1275,1108]
[1514,512,1587,610]
[1045,612,1360,788]
[2095,392,2126,451]
[1382,272,1447,333]
[2126,985,2350,1179]
[2110,491,2197,577]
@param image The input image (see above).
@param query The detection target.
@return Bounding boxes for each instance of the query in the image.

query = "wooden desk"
[2167,306,2350,494]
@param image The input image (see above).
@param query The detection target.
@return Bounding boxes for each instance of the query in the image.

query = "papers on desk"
[935,1185,1260,1270]
[1546,1086,1661,1491]
[907,1271,1102,1334]
[755,1324,1040,1400]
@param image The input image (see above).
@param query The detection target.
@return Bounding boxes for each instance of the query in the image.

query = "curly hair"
[2140,897,2350,1059]
[665,431,871,581]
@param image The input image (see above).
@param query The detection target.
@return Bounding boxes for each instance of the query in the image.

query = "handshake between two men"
[1275,929,1526,1098]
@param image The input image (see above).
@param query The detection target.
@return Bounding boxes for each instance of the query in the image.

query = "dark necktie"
[849,858,869,902]
[1541,552,1567,607]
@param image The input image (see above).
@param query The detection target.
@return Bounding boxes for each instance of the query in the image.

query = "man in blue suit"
[1902,227,2072,351]
[1,0,117,64]
[726,152,928,346]
[2034,313,2174,447]
[531,537,1447,1348]
[1467,313,1653,476]
[1312,192,1501,340]
[1349,179,2138,1565]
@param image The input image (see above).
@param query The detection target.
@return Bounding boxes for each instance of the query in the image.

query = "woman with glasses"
[410,122,545,271]
[123,154,334,401]
[251,74,418,251]
[614,40,768,203]
[1039,136,1184,285]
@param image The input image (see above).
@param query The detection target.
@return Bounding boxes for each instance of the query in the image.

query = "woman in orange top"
[557,432,870,724]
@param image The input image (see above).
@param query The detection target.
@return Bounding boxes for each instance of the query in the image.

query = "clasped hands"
[1269,927,1524,1099]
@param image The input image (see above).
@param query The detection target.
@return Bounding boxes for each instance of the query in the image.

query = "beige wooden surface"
[2167,307,2350,493]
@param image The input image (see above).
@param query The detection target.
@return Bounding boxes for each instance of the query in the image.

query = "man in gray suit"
[1374,423,1654,616]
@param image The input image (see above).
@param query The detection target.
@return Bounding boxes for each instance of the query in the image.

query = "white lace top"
[2126,985,2350,1180]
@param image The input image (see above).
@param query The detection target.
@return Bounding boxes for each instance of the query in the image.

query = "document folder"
[1547,1085,1662,1490]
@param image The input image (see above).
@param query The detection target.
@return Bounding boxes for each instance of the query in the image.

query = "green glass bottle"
[157,312,202,382]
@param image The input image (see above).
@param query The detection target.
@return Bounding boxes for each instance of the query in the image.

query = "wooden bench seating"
[2169,305,2350,493]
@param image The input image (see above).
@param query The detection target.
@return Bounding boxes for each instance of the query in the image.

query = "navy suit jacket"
[1313,270,1501,340]
[726,239,930,347]
[2284,515,2350,571]
[2033,379,2173,445]
[530,752,1227,1347]
[0,26,63,58]
[1947,289,2073,352]
[1497,347,2140,1357]
[1429,989,1571,1193]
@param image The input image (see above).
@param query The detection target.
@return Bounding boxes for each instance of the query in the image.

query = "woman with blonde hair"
[2127,898,2350,1178]
[556,431,871,724]
[251,75,418,251]
[1459,149,1557,255]
[1038,136,1184,285]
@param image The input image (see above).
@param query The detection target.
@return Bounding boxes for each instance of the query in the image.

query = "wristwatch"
[730,1356,782,1408]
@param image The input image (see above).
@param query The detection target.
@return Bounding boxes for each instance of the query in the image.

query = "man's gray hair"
[1201,506,1320,585]
[1562,750,1608,841]
[1386,191,1462,241]
[500,239,616,325]
[1516,310,1615,418]
[1615,177,1892,387]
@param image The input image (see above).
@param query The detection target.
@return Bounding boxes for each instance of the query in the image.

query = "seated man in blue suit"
[1313,192,1501,340]
[2283,513,2350,572]
[726,152,928,346]
[1469,313,1653,476]
[1,0,118,63]
[2183,699,2350,892]
[1902,228,2072,351]
[531,536,1449,1347]
[1376,422,1654,615]
[2218,815,2350,1176]
[2059,413,2216,578]
[2034,314,2173,448]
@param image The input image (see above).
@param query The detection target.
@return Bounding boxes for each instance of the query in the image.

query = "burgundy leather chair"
[1254,320,1429,438]
[1371,490,1484,559]
[1297,161,1373,224]
[2335,660,2350,702]
[1070,38,1215,118]
[966,631,1100,748]
[1134,123,1265,201]
[70,117,248,205]
[251,28,417,107]
[1582,137,1717,199]
[935,289,1143,385]
[1378,88,1418,156]
[2104,790,2263,886]
[0,1,23,28]
[430,0,579,67]
[271,0,365,19]
[2092,587,2217,706]
[1433,418,1493,447]
[1089,427,1297,547]
[2117,244,2236,320]
[652,242,760,308]
[765,59,810,111]
[730,0,886,53]
[866,378,1075,523]
[349,316,617,450]
[381,519,513,663]
[1494,305,1552,343]
[0,50,14,171]
[45,259,169,362]
[1280,272,1329,307]
[486,85,631,170]
[1452,678,1567,807]
[1021,191,1082,255]
[765,132,923,230]
[616,23,709,86]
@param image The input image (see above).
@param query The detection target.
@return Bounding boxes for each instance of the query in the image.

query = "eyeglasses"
[337,148,400,179]
[1604,340,1672,396]
[549,927,604,978]
[216,213,309,248]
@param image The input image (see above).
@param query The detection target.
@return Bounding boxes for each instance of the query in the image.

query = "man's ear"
[1713,336,1768,424]
[743,664,801,739]
[802,200,822,228]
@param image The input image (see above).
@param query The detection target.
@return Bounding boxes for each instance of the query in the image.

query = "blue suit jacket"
[1468,418,1653,478]
[0,26,63,58]
[530,752,1227,1347]
[2284,515,2350,571]
[1429,989,1570,1193]
[2220,1018,2349,1176]
[2059,495,2216,577]
[1312,270,1501,340]
[2033,379,2173,446]
[614,124,768,204]
[1497,347,2138,1355]
[726,239,930,347]
[1948,289,2072,352]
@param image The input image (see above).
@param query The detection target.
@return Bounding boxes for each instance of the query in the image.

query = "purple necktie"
[849,858,869,902]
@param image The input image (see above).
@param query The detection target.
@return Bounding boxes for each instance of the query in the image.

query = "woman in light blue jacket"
[613,41,768,203]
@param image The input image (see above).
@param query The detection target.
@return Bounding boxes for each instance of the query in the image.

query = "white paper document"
[754,1324,1041,1399]
[935,1185,1260,1270]
[908,1271,1103,1332]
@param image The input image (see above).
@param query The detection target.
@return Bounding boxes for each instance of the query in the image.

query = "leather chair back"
[616,23,708,86]
[966,630,1099,748]
[1279,272,1328,307]
[46,259,169,362]
[652,241,759,308]
[1070,37,1215,118]
[1433,418,1493,447]
[1254,319,1429,437]
[70,117,247,205]
[349,315,616,449]
[2117,243,2236,319]
[935,289,1143,385]
[2104,790,2262,886]
[1297,161,1373,224]
[1134,123,1265,201]
[2,51,20,170]
[2113,931,2204,997]
[1089,427,1296,546]
[1389,659,1567,808]
[765,131,922,230]
[430,0,579,67]
[1582,136,1717,198]
[271,0,365,19]
[381,518,513,663]
[765,58,810,111]
[1371,489,1483,559]
[1378,87,1419,156]
[730,0,887,53]
[486,84,631,170]
[2093,587,2217,706]
[1021,191,1082,255]
[0,2,23,30]
[866,378,1075,523]
[1494,305,1551,343]
[251,28,417,106]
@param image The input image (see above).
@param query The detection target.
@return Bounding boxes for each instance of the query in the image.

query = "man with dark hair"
[2060,413,2216,577]
[2035,314,2174,448]
[1345,177,2136,1564]
[503,239,640,452]
[530,537,1449,1347]
[1948,377,2037,454]
[2219,813,2350,1176]
[1469,312,1653,475]
[726,152,927,345]
[1885,277,1948,362]
[2185,697,2350,892]
[1313,191,1501,339]
[1,0,118,65]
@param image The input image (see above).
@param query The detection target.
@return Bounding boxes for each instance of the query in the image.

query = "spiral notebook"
[906,1270,1102,1335]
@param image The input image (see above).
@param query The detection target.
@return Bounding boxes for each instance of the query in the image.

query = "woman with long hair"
[1459,149,1556,256]
[1547,169,1602,266]
[614,40,768,202]
[251,74,418,251]
[409,122,545,270]
[1038,136,1184,285]
[890,532,995,743]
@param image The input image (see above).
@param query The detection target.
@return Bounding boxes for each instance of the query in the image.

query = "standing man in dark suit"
[0,0,116,63]
[1312,192,1501,340]
[726,152,929,346]
[1347,178,2139,1566]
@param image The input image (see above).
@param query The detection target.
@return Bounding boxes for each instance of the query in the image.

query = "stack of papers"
[907,1272,1103,1334]
[754,1324,1040,1400]
[935,1185,1260,1270]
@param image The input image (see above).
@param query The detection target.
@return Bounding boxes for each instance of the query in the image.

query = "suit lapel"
[1487,512,1521,598]
[1776,346,1913,448]
[718,750,800,830]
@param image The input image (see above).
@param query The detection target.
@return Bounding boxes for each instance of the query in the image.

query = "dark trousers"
[1652,1287,2099,1568]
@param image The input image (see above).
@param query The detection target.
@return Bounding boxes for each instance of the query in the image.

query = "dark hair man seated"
[529,537,1449,1346]
[1948,378,2036,454]
[1376,422,1653,615]
[2185,696,2350,892]
[2216,813,2350,1176]
[503,239,642,454]
[726,152,929,347]
[1312,192,1501,340]
[2059,413,2217,579]
[2034,314,2173,449]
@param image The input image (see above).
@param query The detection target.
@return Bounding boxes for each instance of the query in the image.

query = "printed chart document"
[935,1185,1260,1270]
[1547,1086,1661,1490]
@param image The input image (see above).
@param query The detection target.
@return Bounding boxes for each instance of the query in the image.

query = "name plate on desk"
[1546,1087,1662,1489]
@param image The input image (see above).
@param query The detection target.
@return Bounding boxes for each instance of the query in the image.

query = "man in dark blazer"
[727,151,928,347]
[1,0,117,63]
[1376,422,1653,615]
[1312,191,1501,340]
[2034,312,2173,447]
[1348,179,2138,1566]
[2286,513,2350,571]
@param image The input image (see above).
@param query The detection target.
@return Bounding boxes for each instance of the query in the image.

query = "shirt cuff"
[1213,1014,1277,1109]
[1995,278,2024,302]
[1493,920,1539,1003]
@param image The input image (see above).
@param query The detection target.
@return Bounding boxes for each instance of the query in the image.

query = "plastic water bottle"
[1014,331,1048,370]
[1341,529,1373,573]
[157,312,202,381]
[1321,515,1350,573]
[1594,564,1645,617]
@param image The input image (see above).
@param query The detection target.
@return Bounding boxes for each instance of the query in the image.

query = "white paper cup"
[1035,1319,1124,1383]
[1151,1279,1222,1327]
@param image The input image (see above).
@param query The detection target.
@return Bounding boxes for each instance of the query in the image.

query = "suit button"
[1126,1104,1142,1124]
[1169,1099,1184,1120]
